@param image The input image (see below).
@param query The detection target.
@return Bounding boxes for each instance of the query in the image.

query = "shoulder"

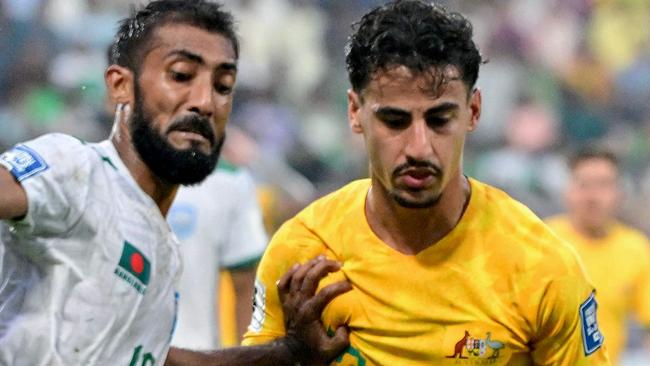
[1,133,96,182]
[470,179,584,276]
[296,179,370,228]
[611,222,650,252]
[265,179,370,262]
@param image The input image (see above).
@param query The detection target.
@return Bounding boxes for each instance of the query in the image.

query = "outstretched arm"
[0,166,27,220]
[165,257,351,366]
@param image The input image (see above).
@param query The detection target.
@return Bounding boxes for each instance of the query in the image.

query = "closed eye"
[171,71,192,82]
[426,116,450,128]
[375,108,411,130]
[215,83,233,95]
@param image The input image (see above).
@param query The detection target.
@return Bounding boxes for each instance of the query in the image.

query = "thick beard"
[130,84,223,186]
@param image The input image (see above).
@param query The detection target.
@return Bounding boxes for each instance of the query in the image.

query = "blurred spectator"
[546,147,650,365]
[474,97,567,217]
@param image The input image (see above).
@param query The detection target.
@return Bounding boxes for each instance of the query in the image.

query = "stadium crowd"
[1,0,649,364]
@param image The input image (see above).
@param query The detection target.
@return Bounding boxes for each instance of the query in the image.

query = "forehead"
[573,158,618,177]
[143,23,237,67]
[362,65,468,104]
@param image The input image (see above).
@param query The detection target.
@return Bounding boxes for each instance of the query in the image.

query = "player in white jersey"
[0,1,350,365]
[169,161,267,350]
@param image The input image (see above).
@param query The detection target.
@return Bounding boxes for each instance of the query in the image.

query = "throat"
[366,177,471,255]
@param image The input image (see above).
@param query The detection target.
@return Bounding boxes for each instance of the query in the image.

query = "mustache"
[167,115,216,146]
[392,158,442,178]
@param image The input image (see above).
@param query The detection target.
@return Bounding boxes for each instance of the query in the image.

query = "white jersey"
[0,134,182,366]
[168,161,267,350]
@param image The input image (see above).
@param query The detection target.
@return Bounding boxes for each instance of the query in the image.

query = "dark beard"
[130,84,223,186]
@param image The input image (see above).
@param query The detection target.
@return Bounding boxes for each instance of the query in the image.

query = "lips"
[400,168,436,189]
[167,116,216,146]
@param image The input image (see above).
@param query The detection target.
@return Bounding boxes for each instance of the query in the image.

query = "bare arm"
[165,257,351,366]
[230,266,257,342]
[0,166,27,220]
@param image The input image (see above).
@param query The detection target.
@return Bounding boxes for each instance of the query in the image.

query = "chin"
[391,190,442,209]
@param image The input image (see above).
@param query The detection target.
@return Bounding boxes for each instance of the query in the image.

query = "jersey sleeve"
[220,169,268,270]
[531,253,611,365]
[242,216,327,345]
[631,236,650,327]
[0,133,93,236]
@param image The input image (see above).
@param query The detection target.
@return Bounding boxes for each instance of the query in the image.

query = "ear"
[467,87,482,132]
[347,89,364,134]
[105,65,135,108]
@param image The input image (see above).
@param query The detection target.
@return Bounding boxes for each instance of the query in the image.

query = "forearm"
[164,339,303,366]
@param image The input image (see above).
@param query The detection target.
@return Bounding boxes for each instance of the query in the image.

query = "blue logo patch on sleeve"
[0,145,49,181]
[580,292,603,355]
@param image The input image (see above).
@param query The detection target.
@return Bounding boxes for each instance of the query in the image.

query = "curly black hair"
[109,0,238,74]
[345,0,482,95]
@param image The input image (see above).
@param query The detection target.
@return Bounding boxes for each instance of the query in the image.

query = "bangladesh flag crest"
[114,241,151,294]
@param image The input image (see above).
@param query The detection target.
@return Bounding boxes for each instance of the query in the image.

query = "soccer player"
[243,1,611,364]
[547,148,650,365]
[169,160,267,349]
[0,1,349,365]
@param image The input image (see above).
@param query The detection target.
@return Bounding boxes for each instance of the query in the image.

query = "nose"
[404,119,433,160]
[187,75,214,117]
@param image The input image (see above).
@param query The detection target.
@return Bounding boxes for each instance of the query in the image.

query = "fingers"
[300,259,343,296]
[321,325,350,360]
[277,263,300,293]
[308,280,352,316]
[289,257,325,294]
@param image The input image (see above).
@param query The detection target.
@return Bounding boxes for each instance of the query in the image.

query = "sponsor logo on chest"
[114,241,151,294]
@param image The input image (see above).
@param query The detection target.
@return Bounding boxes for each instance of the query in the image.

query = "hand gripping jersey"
[168,161,267,350]
[547,216,650,364]
[243,179,612,365]
[0,134,181,366]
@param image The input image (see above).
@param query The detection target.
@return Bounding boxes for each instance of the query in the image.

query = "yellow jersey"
[546,215,650,364]
[244,179,611,365]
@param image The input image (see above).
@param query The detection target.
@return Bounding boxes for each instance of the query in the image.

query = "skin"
[1,22,351,365]
[106,23,237,216]
[347,65,481,255]
[565,158,621,239]
[165,257,352,366]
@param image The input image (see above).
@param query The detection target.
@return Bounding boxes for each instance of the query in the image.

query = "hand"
[277,256,352,366]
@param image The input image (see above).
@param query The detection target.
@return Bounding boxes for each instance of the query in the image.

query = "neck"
[110,123,178,217]
[366,173,471,255]
[569,216,610,240]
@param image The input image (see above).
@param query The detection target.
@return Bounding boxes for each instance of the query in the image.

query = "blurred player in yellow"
[243,1,611,364]
[547,148,650,365]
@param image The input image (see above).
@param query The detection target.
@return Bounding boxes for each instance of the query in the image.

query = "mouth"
[166,117,216,150]
[399,168,438,189]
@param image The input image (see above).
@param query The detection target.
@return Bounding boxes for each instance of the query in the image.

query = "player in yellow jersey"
[243,1,611,365]
[547,148,650,365]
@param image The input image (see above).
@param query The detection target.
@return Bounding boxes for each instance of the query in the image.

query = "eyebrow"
[373,102,459,117]
[166,49,237,72]
[423,102,459,117]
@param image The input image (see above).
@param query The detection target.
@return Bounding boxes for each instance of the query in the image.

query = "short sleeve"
[241,217,326,345]
[631,237,650,326]
[220,169,268,270]
[0,134,93,236]
[531,255,611,365]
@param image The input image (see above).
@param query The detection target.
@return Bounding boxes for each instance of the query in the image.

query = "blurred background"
[1,0,649,363]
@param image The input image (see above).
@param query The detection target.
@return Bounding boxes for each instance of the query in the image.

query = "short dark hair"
[109,0,238,73]
[568,147,619,172]
[345,0,482,95]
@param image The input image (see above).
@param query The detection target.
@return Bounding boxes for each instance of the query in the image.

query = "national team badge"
[114,241,151,294]
[580,292,603,355]
[0,145,49,181]
[446,330,504,361]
